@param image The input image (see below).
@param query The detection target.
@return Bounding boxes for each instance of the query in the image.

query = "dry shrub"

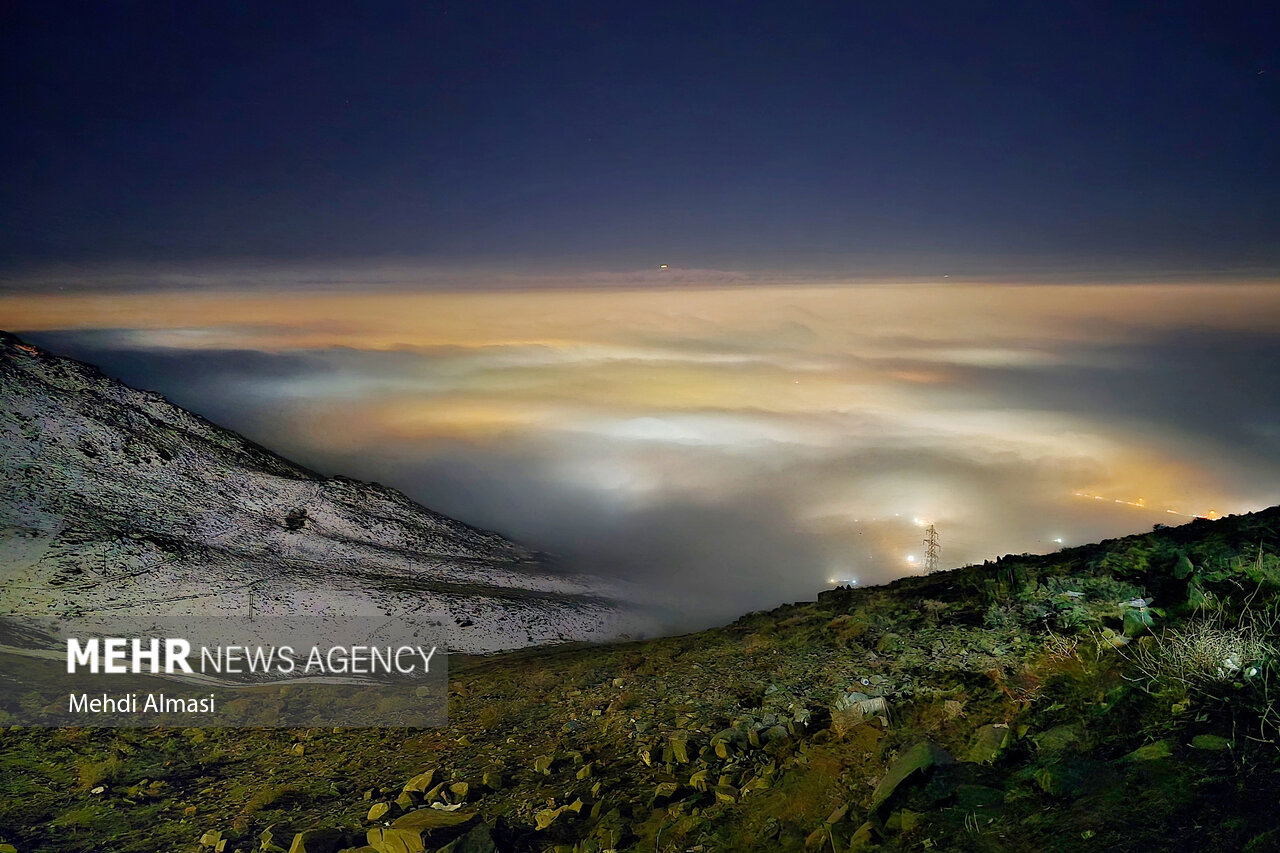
[1123,614,1276,689]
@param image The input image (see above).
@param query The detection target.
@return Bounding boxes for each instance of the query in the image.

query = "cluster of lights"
[1071,491,1221,520]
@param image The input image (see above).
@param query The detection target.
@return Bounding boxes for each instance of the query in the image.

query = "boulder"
[435,824,497,853]
[289,829,346,853]
[1190,734,1231,751]
[1124,740,1172,762]
[848,821,877,851]
[714,784,739,804]
[653,781,679,802]
[261,824,289,853]
[764,725,790,744]
[670,733,693,764]
[870,741,952,812]
[965,724,1011,764]
[1032,723,1087,756]
[366,809,476,853]
[402,770,436,795]
[534,798,583,831]
[367,802,396,822]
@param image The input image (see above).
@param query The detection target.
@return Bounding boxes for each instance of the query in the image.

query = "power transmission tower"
[922,524,940,573]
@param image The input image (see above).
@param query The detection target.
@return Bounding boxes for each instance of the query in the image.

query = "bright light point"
[659,264,668,270]
[1053,537,1063,544]
[913,517,926,527]
[906,554,917,563]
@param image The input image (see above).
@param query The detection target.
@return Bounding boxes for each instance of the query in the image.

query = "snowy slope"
[0,331,651,653]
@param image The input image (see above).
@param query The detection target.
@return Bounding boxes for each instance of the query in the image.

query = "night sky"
[4,1,1278,274]
[3,3,1279,625]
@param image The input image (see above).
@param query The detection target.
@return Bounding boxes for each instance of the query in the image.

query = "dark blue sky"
[3,1,1277,277]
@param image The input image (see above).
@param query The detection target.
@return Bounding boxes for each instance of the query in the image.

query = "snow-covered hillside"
[0,331,651,653]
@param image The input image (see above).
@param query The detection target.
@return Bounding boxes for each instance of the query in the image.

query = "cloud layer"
[9,281,1280,627]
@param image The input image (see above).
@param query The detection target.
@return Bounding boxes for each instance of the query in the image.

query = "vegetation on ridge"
[2,507,1280,852]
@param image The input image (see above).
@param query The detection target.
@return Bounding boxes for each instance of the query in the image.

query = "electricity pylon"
[922,524,940,573]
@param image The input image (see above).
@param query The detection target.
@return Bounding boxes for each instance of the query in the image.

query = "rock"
[965,723,1011,764]
[848,821,877,851]
[870,741,952,812]
[288,829,345,853]
[1032,723,1087,756]
[367,802,395,822]
[954,785,1004,812]
[402,770,436,794]
[714,784,739,804]
[435,824,497,853]
[1100,628,1130,648]
[260,824,289,853]
[366,809,476,853]
[576,763,593,780]
[0,844,16,853]
[448,782,470,802]
[1124,740,1172,762]
[481,770,502,790]
[764,725,790,744]
[534,799,583,830]
[533,755,554,775]
[1190,734,1231,751]
[670,733,693,763]
[200,830,223,848]
[291,743,306,756]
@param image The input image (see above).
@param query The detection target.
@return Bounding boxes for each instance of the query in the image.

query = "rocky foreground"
[3,506,1280,851]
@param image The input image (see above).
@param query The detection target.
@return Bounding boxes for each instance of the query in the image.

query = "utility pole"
[923,524,940,573]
